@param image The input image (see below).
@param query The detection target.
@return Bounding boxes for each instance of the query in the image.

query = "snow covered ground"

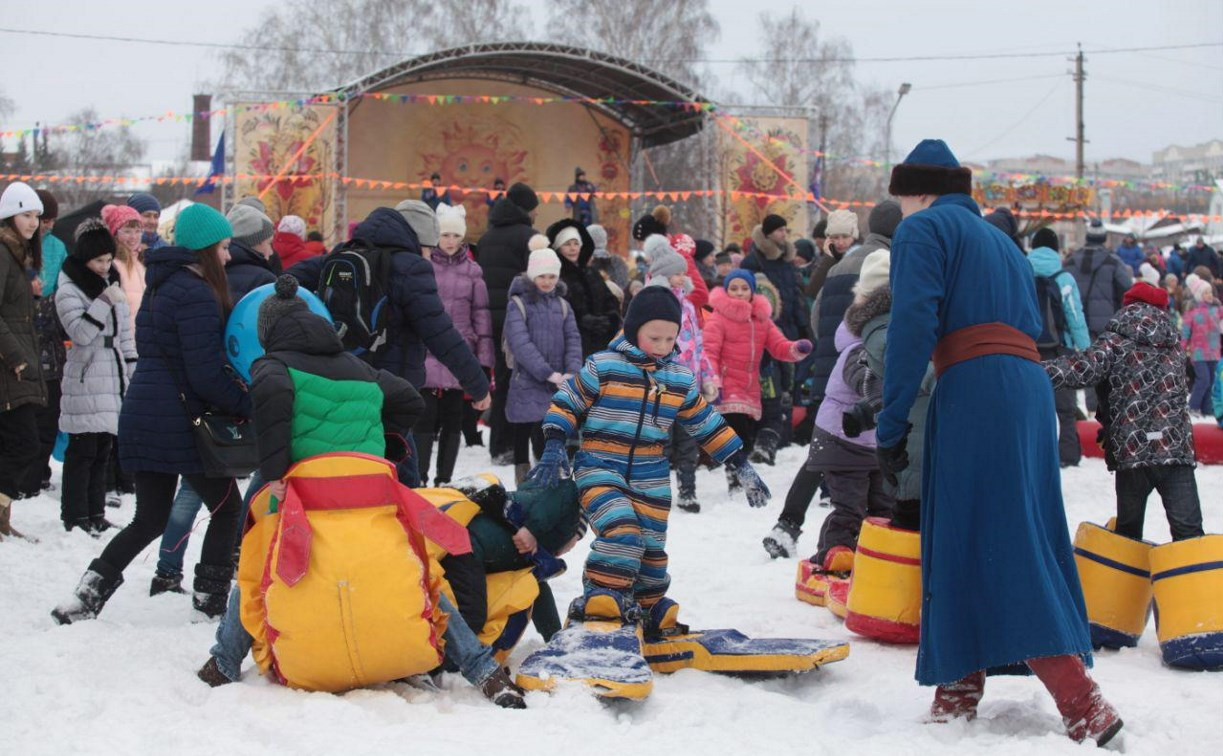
[3,443,1220,755]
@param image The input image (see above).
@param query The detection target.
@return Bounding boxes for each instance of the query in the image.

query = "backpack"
[316,240,394,357]
[1034,272,1069,351]
[502,294,569,371]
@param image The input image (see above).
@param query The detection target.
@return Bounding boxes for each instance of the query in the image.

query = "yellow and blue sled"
[1072,521,1154,649]
[642,630,849,675]
[1150,534,1223,670]
[515,618,654,700]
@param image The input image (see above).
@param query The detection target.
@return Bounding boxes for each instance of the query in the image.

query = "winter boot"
[89,515,117,534]
[726,466,744,498]
[763,519,802,559]
[51,559,124,624]
[929,670,987,722]
[150,570,187,596]
[1027,655,1123,746]
[448,473,507,518]
[63,518,98,537]
[0,492,34,541]
[676,486,700,513]
[644,597,688,639]
[749,429,779,466]
[192,563,233,619]
[530,549,567,581]
[492,450,515,467]
[569,588,638,625]
[514,463,530,486]
[197,656,235,687]
[479,666,527,709]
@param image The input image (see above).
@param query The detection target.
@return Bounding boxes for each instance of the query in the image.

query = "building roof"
[340,42,709,148]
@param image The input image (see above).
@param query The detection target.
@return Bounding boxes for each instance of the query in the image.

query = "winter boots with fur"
[51,559,124,624]
[763,519,802,559]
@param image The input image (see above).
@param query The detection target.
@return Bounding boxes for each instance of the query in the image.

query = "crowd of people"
[0,142,1217,742]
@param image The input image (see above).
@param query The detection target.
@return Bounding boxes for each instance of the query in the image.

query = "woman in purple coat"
[504,244,582,483]
[414,204,495,486]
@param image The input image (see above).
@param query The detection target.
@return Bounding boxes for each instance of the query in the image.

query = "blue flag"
[195,132,225,195]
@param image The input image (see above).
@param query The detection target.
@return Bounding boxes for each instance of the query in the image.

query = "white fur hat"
[0,182,43,220]
[527,248,562,279]
[826,209,859,239]
[436,203,467,238]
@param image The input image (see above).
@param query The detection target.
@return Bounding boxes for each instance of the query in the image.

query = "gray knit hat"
[257,275,308,346]
[227,204,275,248]
[648,250,687,280]
[393,199,440,247]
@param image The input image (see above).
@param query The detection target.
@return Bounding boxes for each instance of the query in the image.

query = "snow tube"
[1077,420,1223,465]
[844,518,921,644]
[225,282,332,381]
[1072,522,1154,649]
[1150,535,1223,670]
[238,453,470,692]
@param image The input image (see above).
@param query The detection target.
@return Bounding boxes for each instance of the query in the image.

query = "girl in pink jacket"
[704,269,811,496]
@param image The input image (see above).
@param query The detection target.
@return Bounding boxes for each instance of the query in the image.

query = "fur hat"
[1138,262,1161,287]
[853,250,891,298]
[1122,281,1169,310]
[622,286,682,349]
[527,248,562,279]
[632,205,671,241]
[507,182,538,212]
[551,225,582,251]
[867,200,902,239]
[888,139,972,197]
[1085,218,1107,244]
[175,203,233,251]
[126,192,161,215]
[394,199,440,247]
[101,204,142,237]
[1032,227,1060,252]
[722,269,757,294]
[227,204,275,248]
[642,233,673,265]
[648,250,687,280]
[762,214,787,236]
[257,275,309,345]
[277,214,307,240]
[0,182,43,220]
[35,190,58,221]
[826,209,859,239]
[72,217,117,262]
[436,203,467,238]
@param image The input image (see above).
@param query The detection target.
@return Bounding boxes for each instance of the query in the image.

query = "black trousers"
[413,389,465,486]
[667,423,699,493]
[61,432,111,525]
[813,468,894,564]
[100,472,242,575]
[513,422,545,466]
[0,403,41,500]
[20,380,61,495]
[106,434,134,495]
[1054,385,1082,466]
[723,412,758,455]
[780,466,824,529]
[489,340,513,459]
[1114,465,1204,541]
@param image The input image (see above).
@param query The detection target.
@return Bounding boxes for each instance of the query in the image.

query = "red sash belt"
[931,322,1039,378]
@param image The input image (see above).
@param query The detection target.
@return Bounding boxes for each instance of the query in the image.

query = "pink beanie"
[101,204,142,237]
[527,248,562,280]
[1186,274,1213,303]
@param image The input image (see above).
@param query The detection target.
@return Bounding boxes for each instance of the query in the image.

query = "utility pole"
[1068,44,1087,180]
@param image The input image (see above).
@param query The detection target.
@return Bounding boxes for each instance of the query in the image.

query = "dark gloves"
[842,399,878,439]
[726,450,771,508]
[876,426,911,487]
[524,437,571,489]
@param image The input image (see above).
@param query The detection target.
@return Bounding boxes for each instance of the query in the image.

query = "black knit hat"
[622,286,682,349]
[72,217,117,262]
[507,182,539,212]
[693,239,715,263]
[794,238,816,262]
[762,214,787,236]
[257,275,308,345]
[1031,227,1059,252]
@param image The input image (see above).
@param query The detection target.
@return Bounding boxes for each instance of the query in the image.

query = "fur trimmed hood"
[709,285,772,323]
[750,225,796,262]
[844,287,892,338]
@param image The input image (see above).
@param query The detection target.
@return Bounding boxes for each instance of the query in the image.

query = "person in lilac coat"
[414,204,495,485]
[504,245,582,483]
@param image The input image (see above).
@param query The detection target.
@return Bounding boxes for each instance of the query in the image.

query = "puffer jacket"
[1045,302,1195,470]
[504,275,582,423]
[114,256,146,337]
[477,198,537,337]
[250,306,424,482]
[55,257,137,434]
[1028,246,1090,351]
[671,285,714,388]
[1181,302,1222,362]
[813,320,874,447]
[224,239,277,304]
[741,225,803,338]
[548,218,622,357]
[704,286,805,420]
[272,231,319,269]
[117,246,251,475]
[809,240,886,401]
[423,245,495,390]
[0,226,45,410]
[1067,244,1133,336]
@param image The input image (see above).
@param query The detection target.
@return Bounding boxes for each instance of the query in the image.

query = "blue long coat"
[876,193,1091,686]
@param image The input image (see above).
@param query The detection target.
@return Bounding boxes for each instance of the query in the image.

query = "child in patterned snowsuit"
[525,287,770,631]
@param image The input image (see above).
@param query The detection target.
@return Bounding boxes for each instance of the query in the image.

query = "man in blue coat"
[876,140,1121,746]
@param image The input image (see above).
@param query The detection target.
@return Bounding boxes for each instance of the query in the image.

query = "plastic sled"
[515,619,653,700]
[225,282,332,381]
[642,629,849,675]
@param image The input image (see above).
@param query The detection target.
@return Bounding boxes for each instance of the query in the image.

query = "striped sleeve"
[676,379,742,463]
[542,355,602,440]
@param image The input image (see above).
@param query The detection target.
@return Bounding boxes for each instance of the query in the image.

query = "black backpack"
[1034,272,1068,351]
[316,240,394,357]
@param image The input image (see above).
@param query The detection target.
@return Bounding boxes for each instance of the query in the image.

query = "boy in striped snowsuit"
[525,287,771,631]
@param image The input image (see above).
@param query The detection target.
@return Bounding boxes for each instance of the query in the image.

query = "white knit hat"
[277,214,307,240]
[853,250,891,298]
[528,233,550,252]
[0,182,44,220]
[826,209,859,239]
[1138,262,1160,287]
[527,248,562,279]
[436,203,467,238]
[642,233,672,264]
[551,225,581,250]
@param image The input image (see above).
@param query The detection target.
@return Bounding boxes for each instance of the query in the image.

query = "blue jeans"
[1190,360,1218,416]
[158,472,263,577]
[209,586,498,686]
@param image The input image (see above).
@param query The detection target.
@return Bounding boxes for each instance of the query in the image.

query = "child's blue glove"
[727,451,771,508]
[524,438,571,489]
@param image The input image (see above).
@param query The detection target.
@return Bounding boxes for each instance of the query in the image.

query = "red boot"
[1027,655,1123,746]
[929,670,986,722]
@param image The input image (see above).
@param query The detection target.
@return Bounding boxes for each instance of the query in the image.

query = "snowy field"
[3,442,1221,755]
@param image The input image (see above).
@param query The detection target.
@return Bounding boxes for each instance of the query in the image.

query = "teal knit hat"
[175,203,233,251]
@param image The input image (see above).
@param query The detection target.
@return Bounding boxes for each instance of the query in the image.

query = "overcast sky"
[3,0,1221,168]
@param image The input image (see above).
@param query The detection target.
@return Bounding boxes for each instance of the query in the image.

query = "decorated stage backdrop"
[716,115,810,249]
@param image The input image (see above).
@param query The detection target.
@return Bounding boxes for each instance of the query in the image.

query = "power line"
[916,73,1067,91]
[1,27,1220,64]
[962,81,1067,158]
